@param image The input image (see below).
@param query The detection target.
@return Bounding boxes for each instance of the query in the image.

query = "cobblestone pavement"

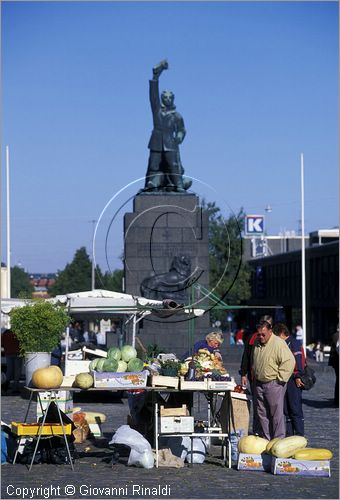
[1,356,338,500]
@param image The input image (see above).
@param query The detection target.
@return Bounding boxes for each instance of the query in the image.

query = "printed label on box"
[93,370,148,388]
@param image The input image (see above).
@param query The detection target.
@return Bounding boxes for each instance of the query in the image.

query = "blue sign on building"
[245,215,265,235]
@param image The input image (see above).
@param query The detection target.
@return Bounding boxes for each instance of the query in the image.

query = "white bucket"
[25,352,51,387]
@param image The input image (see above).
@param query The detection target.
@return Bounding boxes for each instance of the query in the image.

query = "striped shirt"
[253,333,295,383]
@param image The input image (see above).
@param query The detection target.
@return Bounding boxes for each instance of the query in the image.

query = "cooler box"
[160,416,194,433]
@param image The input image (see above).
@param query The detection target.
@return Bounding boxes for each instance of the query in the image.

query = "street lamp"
[89,219,96,291]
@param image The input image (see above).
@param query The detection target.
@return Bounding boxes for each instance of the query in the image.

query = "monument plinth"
[124,193,210,354]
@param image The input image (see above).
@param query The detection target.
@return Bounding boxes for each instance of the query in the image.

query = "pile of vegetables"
[89,345,144,373]
[184,349,228,380]
[238,435,333,460]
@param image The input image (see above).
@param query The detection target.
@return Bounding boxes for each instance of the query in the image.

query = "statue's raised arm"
[152,59,168,80]
[142,60,191,193]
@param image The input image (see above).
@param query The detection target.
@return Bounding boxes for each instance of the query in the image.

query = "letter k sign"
[245,215,264,235]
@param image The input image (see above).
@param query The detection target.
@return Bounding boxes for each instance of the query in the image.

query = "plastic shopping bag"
[109,425,154,469]
[185,437,208,464]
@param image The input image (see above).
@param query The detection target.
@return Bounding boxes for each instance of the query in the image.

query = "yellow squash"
[293,448,333,460]
[271,436,308,458]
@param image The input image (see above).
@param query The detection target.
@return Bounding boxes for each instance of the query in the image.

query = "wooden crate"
[11,422,72,436]
[150,375,179,389]
[179,377,208,390]
[160,404,189,417]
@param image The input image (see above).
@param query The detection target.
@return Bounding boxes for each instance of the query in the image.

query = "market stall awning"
[51,289,205,318]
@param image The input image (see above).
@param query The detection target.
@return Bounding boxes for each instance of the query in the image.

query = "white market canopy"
[50,289,204,318]
[1,290,204,347]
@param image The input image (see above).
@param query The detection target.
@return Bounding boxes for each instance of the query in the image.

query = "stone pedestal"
[124,193,210,355]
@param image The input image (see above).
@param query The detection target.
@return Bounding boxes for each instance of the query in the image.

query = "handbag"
[300,364,316,390]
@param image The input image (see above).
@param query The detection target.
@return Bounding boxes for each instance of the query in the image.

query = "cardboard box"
[92,370,148,388]
[36,390,73,420]
[160,416,194,433]
[64,360,91,377]
[179,377,208,390]
[220,392,250,434]
[237,453,272,472]
[60,375,76,387]
[271,458,331,477]
[151,375,179,389]
[160,404,189,416]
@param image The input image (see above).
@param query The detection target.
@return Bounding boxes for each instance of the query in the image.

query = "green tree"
[49,247,92,295]
[11,266,34,298]
[101,269,124,292]
[202,201,251,324]
[49,247,124,296]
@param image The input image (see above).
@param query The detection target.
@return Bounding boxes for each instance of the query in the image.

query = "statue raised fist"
[152,59,168,79]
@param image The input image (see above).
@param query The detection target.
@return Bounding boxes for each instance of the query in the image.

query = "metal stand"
[13,388,74,471]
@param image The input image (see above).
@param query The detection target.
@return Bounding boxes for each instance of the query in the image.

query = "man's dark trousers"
[284,378,304,436]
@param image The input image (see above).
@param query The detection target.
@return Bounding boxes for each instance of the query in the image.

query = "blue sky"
[1,1,338,274]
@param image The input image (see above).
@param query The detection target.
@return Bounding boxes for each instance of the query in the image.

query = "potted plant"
[10,300,70,385]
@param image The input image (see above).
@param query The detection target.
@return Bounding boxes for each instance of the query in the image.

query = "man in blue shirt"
[183,331,223,360]
[273,323,305,436]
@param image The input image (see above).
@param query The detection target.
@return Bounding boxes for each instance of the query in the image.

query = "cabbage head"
[117,360,128,372]
[103,358,119,372]
[127,358,144,373]
[121,345,137,362]
[96,358,107,372]
[107,347,121,361]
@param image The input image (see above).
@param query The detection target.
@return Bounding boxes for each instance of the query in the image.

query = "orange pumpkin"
[32,366,63,389]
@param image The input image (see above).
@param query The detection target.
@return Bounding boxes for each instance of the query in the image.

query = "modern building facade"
[243,230,339,343]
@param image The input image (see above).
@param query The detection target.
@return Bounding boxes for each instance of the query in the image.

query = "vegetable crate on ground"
[272,458,331,476]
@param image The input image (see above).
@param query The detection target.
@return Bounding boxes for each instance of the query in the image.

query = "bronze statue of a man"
[144,60,191,193]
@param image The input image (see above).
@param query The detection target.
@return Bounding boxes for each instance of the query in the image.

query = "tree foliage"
[202,201,251,323]
[49,247,92,295]
[11,266,34,298]
[49,246,123,296]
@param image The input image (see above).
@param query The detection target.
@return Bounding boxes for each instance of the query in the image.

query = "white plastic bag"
[185,437,208,464]
[128,448,154,469]
[109,425,154,469]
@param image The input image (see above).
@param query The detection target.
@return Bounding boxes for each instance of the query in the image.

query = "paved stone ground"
[1,351,338,500]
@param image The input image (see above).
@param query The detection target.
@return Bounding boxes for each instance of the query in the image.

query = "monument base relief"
[124,193,210,355]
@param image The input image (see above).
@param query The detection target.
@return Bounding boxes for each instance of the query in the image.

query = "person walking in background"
[328,329,339,408]
[235,328,245,346]
[314,341,324,362]
[240,315,273,435]
[252,319,295,440]
[295,325,304,346]
[1,329,23,394]
[273,323,305,436]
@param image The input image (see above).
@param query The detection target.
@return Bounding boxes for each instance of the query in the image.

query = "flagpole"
[6,145,11,298]
[300,153,306,353]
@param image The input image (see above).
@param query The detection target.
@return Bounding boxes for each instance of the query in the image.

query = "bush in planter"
[9,300,70,355]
